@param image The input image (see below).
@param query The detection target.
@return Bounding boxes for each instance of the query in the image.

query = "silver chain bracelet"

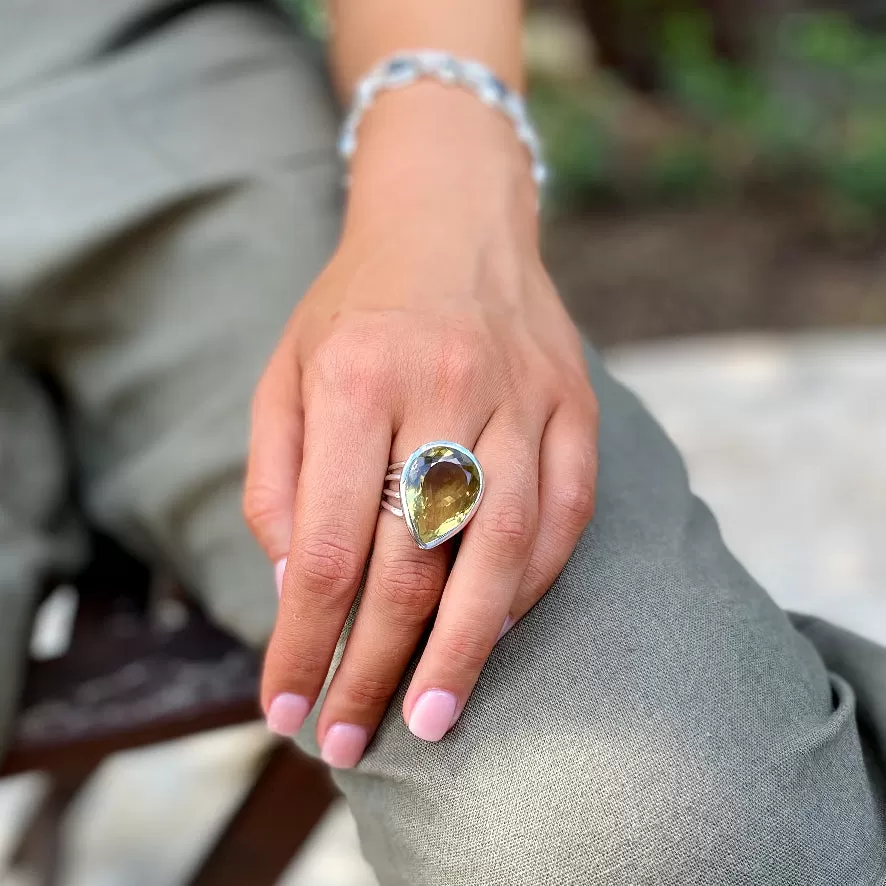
[338,50,548,193]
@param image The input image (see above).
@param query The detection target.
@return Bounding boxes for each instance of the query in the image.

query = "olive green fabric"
[0,0,340,751]
[306,345,886,884]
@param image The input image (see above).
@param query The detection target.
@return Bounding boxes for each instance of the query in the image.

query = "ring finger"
[403,408,546,741]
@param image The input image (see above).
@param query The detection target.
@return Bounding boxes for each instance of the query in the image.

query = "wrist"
[344,82,539,238]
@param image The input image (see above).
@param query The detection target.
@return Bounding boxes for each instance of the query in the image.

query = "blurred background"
[302,0,886,343]
[1,1,884,883]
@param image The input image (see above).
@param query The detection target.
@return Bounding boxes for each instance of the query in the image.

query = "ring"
[381,441,485,550]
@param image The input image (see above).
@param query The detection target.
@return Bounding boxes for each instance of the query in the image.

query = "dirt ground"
[545,203,886,346]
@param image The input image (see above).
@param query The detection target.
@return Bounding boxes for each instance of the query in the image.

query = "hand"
[244,84,598,768]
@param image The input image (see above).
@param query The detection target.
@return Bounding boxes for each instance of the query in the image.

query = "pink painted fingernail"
[321,723,369,769]
[497,616,515,643]
[274,558,287,598]
[266,693,310,737]
[408,690,458,742]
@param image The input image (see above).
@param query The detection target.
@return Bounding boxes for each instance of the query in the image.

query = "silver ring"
[381,441,484,550]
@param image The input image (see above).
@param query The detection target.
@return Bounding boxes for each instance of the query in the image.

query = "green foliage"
[646,138,716,200]
[662,13,767,124]
[537,8,886,229]
[529,81,615,207]
[786,12,880,71]
[280,0,327,37]
[826,115,886,224]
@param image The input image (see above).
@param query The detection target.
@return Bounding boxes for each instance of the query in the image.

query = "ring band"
[382,441,484,550]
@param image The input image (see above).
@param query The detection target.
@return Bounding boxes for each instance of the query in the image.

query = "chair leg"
[9,764,99,886]
[186,742,338,886]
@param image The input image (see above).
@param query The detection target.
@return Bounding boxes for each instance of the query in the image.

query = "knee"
[341,718,723,883]
[342,710,855,886]
[421,728,747,885]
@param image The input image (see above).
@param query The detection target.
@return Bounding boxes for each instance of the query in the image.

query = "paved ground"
[609,331,886,644]
[0,727,374,886]
[1,331,883,885]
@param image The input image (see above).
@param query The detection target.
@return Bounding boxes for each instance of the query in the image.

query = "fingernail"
[497,615,515,643]
[321,723,369,769]
[266,693,310,737]
[274,558,287,598]
[408,689,458,742]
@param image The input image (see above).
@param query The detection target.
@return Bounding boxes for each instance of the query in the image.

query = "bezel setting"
[383,441,485,550]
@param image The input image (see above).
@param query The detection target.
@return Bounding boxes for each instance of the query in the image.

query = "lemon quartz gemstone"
[402,445,482,547]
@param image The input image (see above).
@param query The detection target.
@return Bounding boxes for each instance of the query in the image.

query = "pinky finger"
[505,399,598,633]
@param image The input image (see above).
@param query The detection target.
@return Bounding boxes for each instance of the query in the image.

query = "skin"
[244,0,599,767]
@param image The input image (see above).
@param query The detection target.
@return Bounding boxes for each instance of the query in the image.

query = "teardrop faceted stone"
[402,445,482,548]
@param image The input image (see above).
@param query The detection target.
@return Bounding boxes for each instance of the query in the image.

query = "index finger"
[261,389,391,736]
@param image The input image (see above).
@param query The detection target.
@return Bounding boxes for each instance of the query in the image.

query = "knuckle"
[242,482,282,536]
[441,624,491,673]
[585,395,601,431]
[305,334,392,402]
[477,493,536,558]
[519,558,551,597]
[435,334,482,401]
[340,675,395,710]
[294,535,363,602]
[552,477,597,527]
[373,556,441,619]
[527,363,558,400]
[268,630,328,680]
[587,389,600,416]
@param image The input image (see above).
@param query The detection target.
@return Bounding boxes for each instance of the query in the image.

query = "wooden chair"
[0,535,338,886]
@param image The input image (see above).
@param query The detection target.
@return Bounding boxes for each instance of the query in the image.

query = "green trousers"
[1,3,884,884]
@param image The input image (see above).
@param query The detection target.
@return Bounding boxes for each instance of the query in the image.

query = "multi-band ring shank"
[382,441,484,550]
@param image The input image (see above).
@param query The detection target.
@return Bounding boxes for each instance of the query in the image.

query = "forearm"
[328,0,524,98]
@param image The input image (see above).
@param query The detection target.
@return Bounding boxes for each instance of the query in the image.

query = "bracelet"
[338,50,548,192]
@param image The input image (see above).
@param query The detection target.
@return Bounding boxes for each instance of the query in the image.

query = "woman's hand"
[244,84,598,768]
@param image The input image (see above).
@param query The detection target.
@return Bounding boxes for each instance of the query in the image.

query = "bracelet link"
[338,51,548,198]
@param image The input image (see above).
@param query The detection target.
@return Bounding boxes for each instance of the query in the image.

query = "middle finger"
[316,418,482,767]
[316,500,451,767]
